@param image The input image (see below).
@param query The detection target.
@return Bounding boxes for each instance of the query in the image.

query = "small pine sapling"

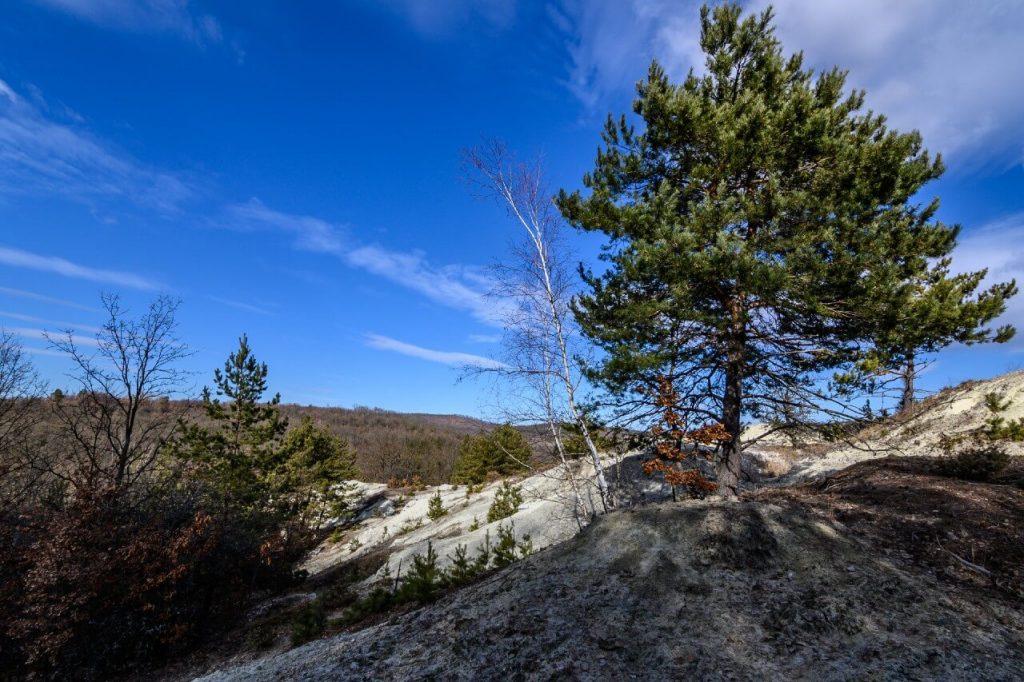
[492,522,535,568]
[473,530,492,573]
[492,523,519,568]
[983,392,1024,441]
[445,544,476,585]
[427,490,448,520]
[399,542,443,602]
[487,480,524,523]
[290,596,326,646]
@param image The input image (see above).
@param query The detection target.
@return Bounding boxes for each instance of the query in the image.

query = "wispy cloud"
[31,0,223,44]
[0,245,158,290]
[347,245,506,326]
[0,310,101,333]
[0,78,194,212]
[365,333,506,369]
[367,0,517,39]
[207,295,275,316]
[231,199,508,326]
[227,199,346,254]
[0,286,99,312]
[559,0,1024,167]
[7,326,100,348]
[21,346,71,358]
[468,333,500,343]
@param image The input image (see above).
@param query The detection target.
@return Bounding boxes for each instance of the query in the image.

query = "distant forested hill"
[278,404,495,484]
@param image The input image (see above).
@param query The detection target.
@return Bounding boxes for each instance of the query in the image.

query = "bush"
[340,524,535,626]
[445,544,476,584]
[940,445,1011,481]
[0,489,301,680]
[983,392,1024,442]
[487,480,524,523]
[451,425,531,485]
[0,483,307,679]
[427,491,447,520]
[398,542,443,602]
[558,417,613,460]
[492,522,533,568]
[290,597,326,646]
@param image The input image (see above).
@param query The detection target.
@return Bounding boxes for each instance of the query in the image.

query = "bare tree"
[0,330,46,504]
[42,294,192,496]
[465,141,611,516]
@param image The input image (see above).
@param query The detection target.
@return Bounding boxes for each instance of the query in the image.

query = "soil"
[194,469,1024,681]
[754,456,1024,601]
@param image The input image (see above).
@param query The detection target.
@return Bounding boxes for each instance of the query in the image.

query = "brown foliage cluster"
[0,489,300,680]
[643,376,728,493]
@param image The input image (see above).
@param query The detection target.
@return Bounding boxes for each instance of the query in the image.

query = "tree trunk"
[899,354,916,412]
[717,304,745,498]
[718,360,743,497]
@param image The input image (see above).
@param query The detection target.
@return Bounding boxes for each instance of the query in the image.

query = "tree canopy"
[557,3,1004,495]
[451,424,532,485]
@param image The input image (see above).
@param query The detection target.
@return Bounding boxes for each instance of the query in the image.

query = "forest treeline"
[16,396,525,486]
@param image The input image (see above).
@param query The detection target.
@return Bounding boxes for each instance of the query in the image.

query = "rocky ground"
[196,480,1024,681]
[172,371,1024,681]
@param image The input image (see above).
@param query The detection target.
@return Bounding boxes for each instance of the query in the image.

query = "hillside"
[277,404,496,484]
[197,488,1024,681]
[179,371,1024,681]
[746,371,1024,482]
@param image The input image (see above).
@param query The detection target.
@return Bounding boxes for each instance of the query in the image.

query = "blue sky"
[2,0,1023,417]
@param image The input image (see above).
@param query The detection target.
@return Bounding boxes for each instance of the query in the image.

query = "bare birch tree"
[465,140,611,516]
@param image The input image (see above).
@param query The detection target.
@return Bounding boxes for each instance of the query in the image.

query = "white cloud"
[370,0,517,39]
[31,0,223,44]
[21,346,71,358]
[468,333,500,343]
[559,0,701,109]
[8,326,100,348]
[0,81,19,104]
[0,79,194,212]
[0,286,98,312]
[754,0,1024,169]
[0,310,101,333]
[207,295,274,316]
[365,333,506,369]
[232,199,509,326]
[560,0,1024,167]
[347,245,506,326]
[0,245,158,290]
[228,199,346,254]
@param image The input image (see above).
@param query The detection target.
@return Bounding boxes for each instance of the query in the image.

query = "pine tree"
[866,258,1015,410]
[557,3,964,496]
[426,490,447,520]
[276,416,358,526]
[175,335,287,511]
[450,424,531,485]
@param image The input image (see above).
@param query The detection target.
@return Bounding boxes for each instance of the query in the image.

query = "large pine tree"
[557,3,985,496]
